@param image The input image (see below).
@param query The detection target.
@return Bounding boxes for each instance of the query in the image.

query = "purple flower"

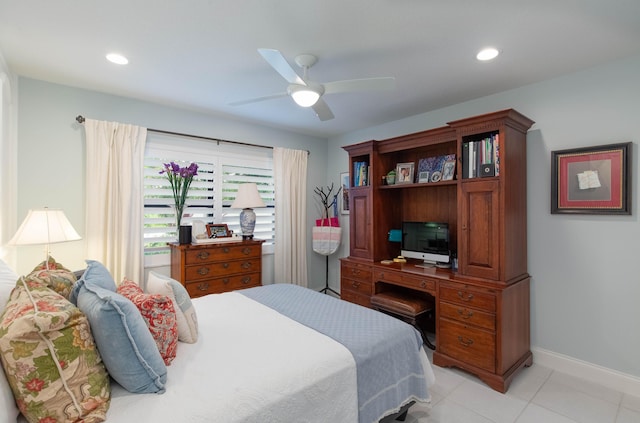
[159,161,198,228]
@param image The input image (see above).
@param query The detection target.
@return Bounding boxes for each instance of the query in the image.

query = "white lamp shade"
[231,183,266,209]
[9,208,81,246]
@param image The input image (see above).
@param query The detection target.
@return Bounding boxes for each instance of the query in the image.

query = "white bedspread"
[106,292,359,422]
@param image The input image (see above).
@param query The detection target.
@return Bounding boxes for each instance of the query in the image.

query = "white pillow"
[0,258,20,422]
[146,271,198,343]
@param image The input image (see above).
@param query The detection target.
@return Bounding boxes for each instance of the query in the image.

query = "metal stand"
[319,255,340,297]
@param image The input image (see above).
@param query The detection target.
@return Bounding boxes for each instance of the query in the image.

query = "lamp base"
[242,234,254,241]
[239,208,256,239]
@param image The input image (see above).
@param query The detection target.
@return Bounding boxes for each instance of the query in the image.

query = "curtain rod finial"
[75,115,85,124]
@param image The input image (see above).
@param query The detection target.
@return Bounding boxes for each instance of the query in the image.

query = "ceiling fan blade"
[312,98,335,121]
[324,77,395,95]
[228,92,288,106]
[258,48,306,85]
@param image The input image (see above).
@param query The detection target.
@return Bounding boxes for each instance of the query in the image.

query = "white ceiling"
[2,0,640,138]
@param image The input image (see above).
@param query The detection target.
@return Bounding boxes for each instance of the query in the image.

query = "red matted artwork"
[551,142,631,214]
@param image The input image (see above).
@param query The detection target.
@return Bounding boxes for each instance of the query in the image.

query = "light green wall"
[15,78,329,289]
[328,54,640,379]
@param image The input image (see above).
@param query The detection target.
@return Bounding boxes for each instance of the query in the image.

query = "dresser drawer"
[439,283,496,312]
[185,272,261,297]
[439,319,496,372]
[184,244,261,265]
[375,270,436,293]
[184,259,261,282]
[439,301,495,331]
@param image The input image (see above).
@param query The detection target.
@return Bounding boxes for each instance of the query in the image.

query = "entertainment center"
[340,109,534,392]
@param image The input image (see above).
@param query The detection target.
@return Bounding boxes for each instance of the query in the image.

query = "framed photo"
[340,172,349,214]
[395,162,414,184]
[551,142,631,214]
[206,223,231,238]
[442,160,456,181]
[418,171,430,183]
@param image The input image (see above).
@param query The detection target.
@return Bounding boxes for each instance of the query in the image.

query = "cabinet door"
[349,188,372,260]
[459,180,500,280]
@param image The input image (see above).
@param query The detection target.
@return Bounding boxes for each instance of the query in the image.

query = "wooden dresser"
[169,240,263,298]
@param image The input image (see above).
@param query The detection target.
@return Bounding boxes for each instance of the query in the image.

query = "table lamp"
[231,183,265,240]
[8,207,81,269]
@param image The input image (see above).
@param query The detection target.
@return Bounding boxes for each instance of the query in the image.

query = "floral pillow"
[146,271,199,343]
[0,276,111,423]
[27,256,77,299]
[117,279,178,365]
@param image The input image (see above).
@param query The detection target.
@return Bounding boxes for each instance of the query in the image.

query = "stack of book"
[462,133,500,179]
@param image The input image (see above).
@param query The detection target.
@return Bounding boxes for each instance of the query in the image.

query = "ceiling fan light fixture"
[288,85,321,107]
[476,47,500,61]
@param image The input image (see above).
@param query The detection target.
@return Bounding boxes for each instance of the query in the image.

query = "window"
[143,132,274,267]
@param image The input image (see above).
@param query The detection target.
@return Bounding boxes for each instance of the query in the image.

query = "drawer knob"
[457,291,474,301]
[241,261,252,269]
[457,336,474,347]
[241,276,251,284]
[379,272,384,278]
[197,267,210,276]
[222,262,229,269]
[420,280,427,288]
[242,247,251,255]
[222,278,230,284]
[197,251,210,260]
[457,308,474,319]
[352,269,361,276]
[223,247,230,253]
[197,282,209,291]
[351,281,360,288]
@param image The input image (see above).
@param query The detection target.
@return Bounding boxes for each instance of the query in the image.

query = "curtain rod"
[75,115,277,152]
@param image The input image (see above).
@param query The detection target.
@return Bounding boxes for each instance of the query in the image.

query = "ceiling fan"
[229,48,395,121]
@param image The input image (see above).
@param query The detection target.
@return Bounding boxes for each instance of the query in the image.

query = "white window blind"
[143,132,274,267]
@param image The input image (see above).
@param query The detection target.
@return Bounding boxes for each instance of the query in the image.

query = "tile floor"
[402,350,640,423]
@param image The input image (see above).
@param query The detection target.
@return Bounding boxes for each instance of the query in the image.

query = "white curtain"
[84,119,147,284]
[273,147,308,286]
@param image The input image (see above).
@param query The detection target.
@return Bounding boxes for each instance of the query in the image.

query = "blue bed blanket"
[240,284,429,423]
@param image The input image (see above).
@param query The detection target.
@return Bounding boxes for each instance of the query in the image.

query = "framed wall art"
[340,172,350,214]
[551,142,631,214]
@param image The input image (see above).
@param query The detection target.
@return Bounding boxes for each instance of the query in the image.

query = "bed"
[0,259,434,423]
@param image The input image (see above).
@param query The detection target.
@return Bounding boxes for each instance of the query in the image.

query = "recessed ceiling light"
[106,53,128,65]
[476,48,500,61]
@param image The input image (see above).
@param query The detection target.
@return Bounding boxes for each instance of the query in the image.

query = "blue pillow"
[75,282,167,394]
[70,260,116,305]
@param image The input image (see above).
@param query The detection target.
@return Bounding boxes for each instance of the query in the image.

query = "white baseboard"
[532,347,640,397]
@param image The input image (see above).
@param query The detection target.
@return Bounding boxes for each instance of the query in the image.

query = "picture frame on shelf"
[340,172,350,214]
[206,223,231,238]
[442,160,456,181]
[418,171,430,183]
[395,162,414,184]
[551,142,631,215]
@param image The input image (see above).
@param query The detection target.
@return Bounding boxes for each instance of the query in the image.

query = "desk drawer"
[184,259,260,282]
[439,283,495,312]
[341,290,372,308]
[439,319,495,372]
[439,301,495,331]
[375,270,436,293]
[186,273,261,297]
[341,262,372,282]
[341,278,372,296]
[185,244,261,265]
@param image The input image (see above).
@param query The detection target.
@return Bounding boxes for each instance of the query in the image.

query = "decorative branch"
[314,183,342,219]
